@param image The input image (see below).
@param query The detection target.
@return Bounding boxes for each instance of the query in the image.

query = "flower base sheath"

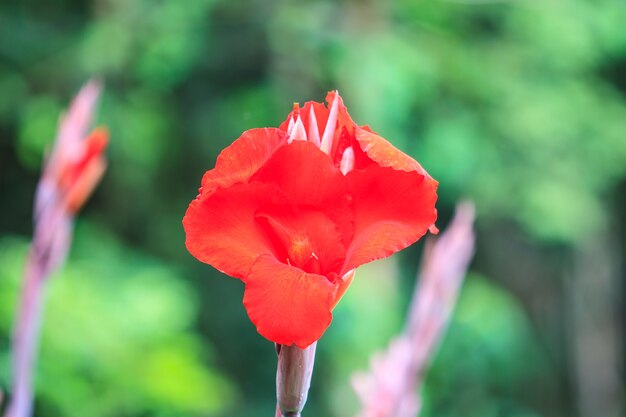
[183,92,438,348]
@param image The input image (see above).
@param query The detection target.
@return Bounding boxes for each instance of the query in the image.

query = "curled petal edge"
[243,255,352,348]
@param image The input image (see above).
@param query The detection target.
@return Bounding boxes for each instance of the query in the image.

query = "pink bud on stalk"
[5,80,108,417]
[275,342,317,417]
[352,202,475,417]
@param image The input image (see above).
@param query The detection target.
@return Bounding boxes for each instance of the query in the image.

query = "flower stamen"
[340,146,355,175]
[320,91,339,155]
[287,116,295,136]
[288,116,308,143]
[308,107,321,147]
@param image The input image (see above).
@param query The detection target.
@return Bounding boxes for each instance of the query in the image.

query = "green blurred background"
[1,0,626,416]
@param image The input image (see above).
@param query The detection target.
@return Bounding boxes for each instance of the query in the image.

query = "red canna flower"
[183,92,438,348]
[38,80,108,216]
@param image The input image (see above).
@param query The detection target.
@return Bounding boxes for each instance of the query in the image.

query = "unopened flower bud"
[276,342,317,417]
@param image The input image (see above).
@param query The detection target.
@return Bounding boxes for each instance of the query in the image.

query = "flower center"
[255,206,345,277]
[285,235,322,275]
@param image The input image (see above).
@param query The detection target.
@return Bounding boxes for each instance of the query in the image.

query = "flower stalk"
[352,202,475,417]
[276,343,317,417]
[6,258,47,417]
[4,80,107,417]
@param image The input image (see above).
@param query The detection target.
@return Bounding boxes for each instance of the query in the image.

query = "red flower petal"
[243,254,337,348]
[355,126,432,176]
[342,165,438,274]
[61,127,109,213]
[201,128,287,195]
[251,141,356,253]
[183,182,284,280]
[251,141,347,208]
[331,269,355,309]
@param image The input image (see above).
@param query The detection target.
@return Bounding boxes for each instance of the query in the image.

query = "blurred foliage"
[1,0,626,416]
[422,275,551,417]
[0,225,234,417]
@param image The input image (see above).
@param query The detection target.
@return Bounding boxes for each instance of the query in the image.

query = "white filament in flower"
[288,116,308,143]
[320,92,339,155]
[340,146,355,175]
[308,107,321,147]
[287,116,295,137]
